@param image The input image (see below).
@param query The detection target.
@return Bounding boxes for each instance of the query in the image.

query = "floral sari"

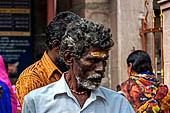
[120,72,170,113]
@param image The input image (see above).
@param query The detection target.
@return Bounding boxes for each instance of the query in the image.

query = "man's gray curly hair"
[60,18,114,59]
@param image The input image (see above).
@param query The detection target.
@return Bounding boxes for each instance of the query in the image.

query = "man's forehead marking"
[90,51,109,58]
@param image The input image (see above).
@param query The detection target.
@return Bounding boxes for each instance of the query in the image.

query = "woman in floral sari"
[119,50,170,113]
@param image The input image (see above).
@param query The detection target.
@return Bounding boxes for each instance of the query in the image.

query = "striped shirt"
[15,51,62,107]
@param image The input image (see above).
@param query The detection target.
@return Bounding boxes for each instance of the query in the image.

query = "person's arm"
[15,73,43,107]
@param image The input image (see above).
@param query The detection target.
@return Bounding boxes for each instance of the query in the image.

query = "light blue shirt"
[22,74,135,113]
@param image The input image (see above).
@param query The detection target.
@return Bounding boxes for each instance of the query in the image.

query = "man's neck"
[47,50,68,72]
[64,72,91,108]
[47,50,56,63]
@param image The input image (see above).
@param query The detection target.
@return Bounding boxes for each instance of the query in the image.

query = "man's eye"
[90,59,96,63]
[90,59,99,63]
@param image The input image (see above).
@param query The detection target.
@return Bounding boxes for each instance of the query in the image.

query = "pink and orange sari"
[0,56,17,113]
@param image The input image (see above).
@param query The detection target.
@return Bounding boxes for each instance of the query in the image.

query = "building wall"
[159,0,170,88]
[83,0,112,88]
[72,0,85,17]
[32,0,47,62]
[110,0,153,90]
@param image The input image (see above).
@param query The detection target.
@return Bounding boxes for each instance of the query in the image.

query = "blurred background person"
[119,50,170,112]
[0,81,12,113]
[116,84,121,92]
[0,55,17,113]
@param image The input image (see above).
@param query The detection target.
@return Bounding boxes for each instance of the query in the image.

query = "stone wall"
[84,0,112,88]
[72,0,85,18]
[159,0,170,88]
[109,0,153,90]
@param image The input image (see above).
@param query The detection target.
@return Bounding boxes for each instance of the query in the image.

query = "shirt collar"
[91,87,107,101]
[52,73,71,98]
[41,51,62,78]
[52,73,106,101]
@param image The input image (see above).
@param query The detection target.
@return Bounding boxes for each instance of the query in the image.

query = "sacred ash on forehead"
[90,51,109,58]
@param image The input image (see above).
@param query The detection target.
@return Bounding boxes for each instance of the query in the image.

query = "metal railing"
[139,1,164,83]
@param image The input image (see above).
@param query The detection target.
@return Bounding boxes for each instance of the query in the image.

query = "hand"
[0,85,3,98]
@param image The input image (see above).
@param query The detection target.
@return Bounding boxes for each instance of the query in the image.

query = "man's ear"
[64,51,73,65]
[52,40,61,50]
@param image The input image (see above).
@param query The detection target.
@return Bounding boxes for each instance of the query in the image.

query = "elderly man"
[15,11,80,107]
[22,18,135,113]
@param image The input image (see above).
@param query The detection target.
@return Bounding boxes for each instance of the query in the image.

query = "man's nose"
[95,61,106,73]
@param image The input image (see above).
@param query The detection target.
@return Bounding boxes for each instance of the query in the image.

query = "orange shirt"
[15,51,62,107]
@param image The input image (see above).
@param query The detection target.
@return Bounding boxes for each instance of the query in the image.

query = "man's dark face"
[73,47,109,90]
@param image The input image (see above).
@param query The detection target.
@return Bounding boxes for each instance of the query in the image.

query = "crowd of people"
[0,11,170,113]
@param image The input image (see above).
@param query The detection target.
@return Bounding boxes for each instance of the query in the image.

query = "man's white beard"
[75,73,104,90]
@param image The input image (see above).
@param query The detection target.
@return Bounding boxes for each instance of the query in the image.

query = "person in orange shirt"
[15,11,80,107]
